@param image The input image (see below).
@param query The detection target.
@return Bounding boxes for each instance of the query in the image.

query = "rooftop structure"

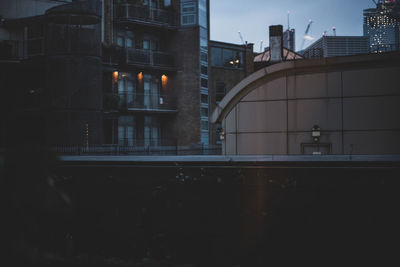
[302,36,370,58]
[212,51,400,156]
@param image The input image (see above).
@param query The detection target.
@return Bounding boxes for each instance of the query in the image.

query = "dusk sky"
[210,0,376,52]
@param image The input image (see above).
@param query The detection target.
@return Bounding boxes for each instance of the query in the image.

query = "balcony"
[118,93,176,113]
[115,4,177,28]
[126,48,175,70]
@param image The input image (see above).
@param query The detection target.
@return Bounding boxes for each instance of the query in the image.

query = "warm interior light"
[229,60,234,65]
[161,74,168,89]
[113,71,119,83]
[235,59,240,64]
[137,72,143,80]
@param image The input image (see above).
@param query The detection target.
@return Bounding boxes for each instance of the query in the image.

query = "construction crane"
[238,30,245,45]
[300,19,313,50]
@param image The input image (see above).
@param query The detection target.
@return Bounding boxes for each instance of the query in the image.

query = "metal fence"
[52,144,222,156]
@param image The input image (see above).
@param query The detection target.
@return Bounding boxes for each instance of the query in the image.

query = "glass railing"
[118,92,176,111]
[115,4,176,26]
[126,48,175,68]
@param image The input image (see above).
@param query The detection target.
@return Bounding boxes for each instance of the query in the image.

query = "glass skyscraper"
[364,0,400,52]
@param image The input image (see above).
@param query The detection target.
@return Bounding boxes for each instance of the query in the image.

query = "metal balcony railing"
[125,48,175,68]
[118,138,172,147]
[115,4,176,26]
[118,92,176,111]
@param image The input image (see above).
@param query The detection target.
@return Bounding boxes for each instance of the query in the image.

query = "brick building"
[208,40,254,145]
[101,0,211,148]
[0,0,214,151]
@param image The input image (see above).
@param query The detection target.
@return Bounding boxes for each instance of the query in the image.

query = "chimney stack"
[269,25,283,62]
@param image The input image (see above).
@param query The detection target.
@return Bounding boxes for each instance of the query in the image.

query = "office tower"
[283,28,295,51]
[364,0,400,52]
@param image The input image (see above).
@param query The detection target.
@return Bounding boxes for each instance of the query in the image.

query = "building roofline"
[211,51,400,124]
[209,40,254,49]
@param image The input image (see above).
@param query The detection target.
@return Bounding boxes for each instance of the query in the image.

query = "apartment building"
[0,0,213,150]
[208,40,254,145]
[102,0,211,148]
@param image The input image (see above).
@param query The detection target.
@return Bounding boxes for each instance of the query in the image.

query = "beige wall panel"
[288,132,343,154]
[225,133,237,155]
[237,101,287,133]
[344,131,400,154]
[243,77,286,101]
[237,133,287,155]
[343,96,400,130]
[288,72,342,99]
[327,72,342,98]
[225,107,237,133]
[343,67,400,97]
[288,99,342,131]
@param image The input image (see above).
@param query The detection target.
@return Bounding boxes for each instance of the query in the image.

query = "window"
[181,0,197,26]
[223,49,234,65]
[118,73,136,106]
[201,78,208,88]
[211,47,222,66]
[200,37,208,51]
[117,31,134,48]
[198,0,208,28]
[201,107,208,117]
[182,15,195,25]
[164,0,171,7]
[200,51,208,63]
[201,132,209,144]
[211,47,243,68]
[182,3,196,12]
[201,120,209,130]
[118,116,136,146]
[216,82,226,103]
[144,116,160,147]
[201,65,208,76]
[201,93,208,104]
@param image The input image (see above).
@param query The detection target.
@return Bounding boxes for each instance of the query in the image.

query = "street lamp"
[219,130,225,141]
[311,125,321,142]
